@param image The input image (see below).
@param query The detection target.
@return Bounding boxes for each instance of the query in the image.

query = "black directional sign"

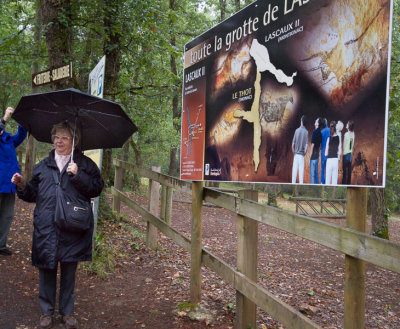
[32,62,72,87]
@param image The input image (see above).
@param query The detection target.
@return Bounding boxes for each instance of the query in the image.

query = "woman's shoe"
[62,314,78,329]
[39,315,53,329]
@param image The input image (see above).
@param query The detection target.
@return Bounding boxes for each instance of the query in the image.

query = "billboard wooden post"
[191,181,203,303]
[236,189,258,329]
[146,166,160,250]
[344,187,367,329]
[112,165,123,213]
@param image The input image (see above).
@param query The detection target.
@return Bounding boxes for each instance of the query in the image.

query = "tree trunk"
[102,0,122,186]
[24,135,36,180]
[332,186,336,199]
[130,138,141,190]
[121,141,129,184]
[168,0,180,177]
[130,138,142,167]
[102,148,112,186]
[370,188,389,239]
[219,0,226,21]
[40,0,74,89]
[267,184,277,207]
[293,185,298,197]
[25,0,41,179]
[235,0,241,11]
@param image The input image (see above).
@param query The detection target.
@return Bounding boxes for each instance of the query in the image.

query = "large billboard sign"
[180,0,392,187]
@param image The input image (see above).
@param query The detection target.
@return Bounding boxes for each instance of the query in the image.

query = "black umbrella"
[13,88,137,151]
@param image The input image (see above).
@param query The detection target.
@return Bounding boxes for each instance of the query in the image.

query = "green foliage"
[307,289,315,296]
[387,1,400,212]
[223,301,236,314]
[82,229,116,279]
[0,0,36,111]
[97,189,117,223]
[177,302,198,311]
[372,222,389,240]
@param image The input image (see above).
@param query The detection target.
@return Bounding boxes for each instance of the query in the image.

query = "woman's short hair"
[51,121,81,147]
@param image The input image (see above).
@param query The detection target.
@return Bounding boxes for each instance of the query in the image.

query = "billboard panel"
[180,0,392,187]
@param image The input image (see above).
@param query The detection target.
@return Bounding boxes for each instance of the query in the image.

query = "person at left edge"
[12,121,104,329]
[0,106,27,256]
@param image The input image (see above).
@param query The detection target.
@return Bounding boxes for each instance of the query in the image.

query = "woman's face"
[53,129,73,155]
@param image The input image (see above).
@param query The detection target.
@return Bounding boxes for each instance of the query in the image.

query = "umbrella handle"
[67,116,78,176]
[70,115,78,164]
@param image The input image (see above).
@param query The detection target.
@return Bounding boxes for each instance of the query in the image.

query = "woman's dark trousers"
[38,262,78,316]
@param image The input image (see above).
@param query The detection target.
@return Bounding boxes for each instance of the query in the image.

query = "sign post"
[86,56,106,238]
[344,187,367,328]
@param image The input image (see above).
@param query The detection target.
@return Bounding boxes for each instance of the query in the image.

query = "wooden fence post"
[146,166,160,250]
[112,164,123,213]
[161,185,167,221]
[344,187,367,329]
[236,189,258,329]
[191,181,203,303]
[165,187,173,225]
[160,186,173,224]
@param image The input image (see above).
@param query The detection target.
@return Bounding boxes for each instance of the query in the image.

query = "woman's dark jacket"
[17,149,104,269]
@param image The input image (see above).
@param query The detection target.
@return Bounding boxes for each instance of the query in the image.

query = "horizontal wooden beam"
[204,188,400,274]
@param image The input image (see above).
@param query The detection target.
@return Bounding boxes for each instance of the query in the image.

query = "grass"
[390,215,400,221]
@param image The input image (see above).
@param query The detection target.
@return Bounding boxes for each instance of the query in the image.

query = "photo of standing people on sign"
[180,0,392,187]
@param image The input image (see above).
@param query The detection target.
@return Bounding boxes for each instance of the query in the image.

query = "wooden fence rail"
[112,159,400,329]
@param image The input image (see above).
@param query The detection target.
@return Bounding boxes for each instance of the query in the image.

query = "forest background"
[1,0,400,232]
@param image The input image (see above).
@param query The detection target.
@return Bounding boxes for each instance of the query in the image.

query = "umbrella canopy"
[13,88,137,150]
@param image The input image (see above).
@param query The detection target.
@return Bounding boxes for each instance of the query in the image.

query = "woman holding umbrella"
[11,121,104,329]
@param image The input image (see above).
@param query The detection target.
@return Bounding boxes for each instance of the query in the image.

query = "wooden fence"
[111,159,400,329]
[290,197,346,218]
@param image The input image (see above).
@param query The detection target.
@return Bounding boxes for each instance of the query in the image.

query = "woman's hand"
[66,161,78,175]
[11,173,26,190]
[3,107,14,121]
